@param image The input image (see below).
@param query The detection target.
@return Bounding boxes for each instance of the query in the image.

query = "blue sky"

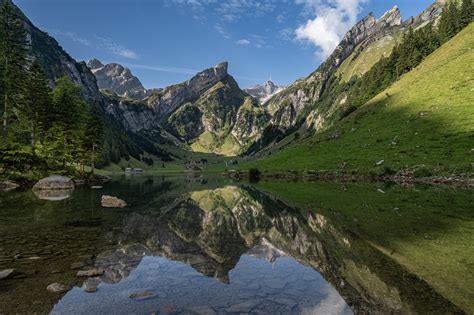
[15,0,434,89]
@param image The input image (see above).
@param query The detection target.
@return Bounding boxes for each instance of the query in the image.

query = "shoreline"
[227,170,474,187]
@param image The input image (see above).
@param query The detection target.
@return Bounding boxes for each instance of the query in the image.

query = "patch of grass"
[244,24,474,176]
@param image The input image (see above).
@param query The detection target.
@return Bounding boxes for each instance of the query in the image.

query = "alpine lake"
[0,174,473,314]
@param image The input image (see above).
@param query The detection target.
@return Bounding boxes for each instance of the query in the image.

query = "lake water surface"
[0,175,473,314]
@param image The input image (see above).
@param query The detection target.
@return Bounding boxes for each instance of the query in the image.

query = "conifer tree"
[83,107,103,175]
[0,0,28,136]
[50,76,88,168]
[20,60,52,154]
[460,0,473,27]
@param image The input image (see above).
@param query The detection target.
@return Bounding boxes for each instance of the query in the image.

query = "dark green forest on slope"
[0,0,104,181]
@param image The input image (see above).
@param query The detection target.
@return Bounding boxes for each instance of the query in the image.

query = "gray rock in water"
[46,283,70,293]
[0,180,20,192]
[101,195,127,208]
[129,290,155,300]
[187,306,217,315]
[76,268,104,277]
[0,269,15,280]
[225,300,261,313]
[33,176,75,191]
[84,286,98,293]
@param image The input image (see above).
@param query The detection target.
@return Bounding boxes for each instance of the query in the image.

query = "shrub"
[249,168,261,182]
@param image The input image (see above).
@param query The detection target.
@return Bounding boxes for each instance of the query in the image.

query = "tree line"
[344,0,473,111]
[0,0,103,180]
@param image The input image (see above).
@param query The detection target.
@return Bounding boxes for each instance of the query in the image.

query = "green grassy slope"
[336,33,402,82]
[245,24,474,176]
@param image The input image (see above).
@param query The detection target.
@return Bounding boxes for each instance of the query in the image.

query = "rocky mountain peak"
[244,80,285,104]
[263,80,277,93]
[86,58,104,70]
[214,62,228,75]
[86,59,148,100]
[378,5,403,27]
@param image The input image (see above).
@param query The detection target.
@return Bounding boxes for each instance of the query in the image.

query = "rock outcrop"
[86,59,149,100]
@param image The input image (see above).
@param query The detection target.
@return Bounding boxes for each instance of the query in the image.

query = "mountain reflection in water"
[0,175,471,314]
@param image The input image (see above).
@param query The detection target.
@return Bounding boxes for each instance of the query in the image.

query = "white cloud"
[236,38,251,45]
[295,0,367,59]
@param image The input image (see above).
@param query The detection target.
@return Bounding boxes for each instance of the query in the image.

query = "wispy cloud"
[236,38,250,45]
[93,35,139,60]
[49,30,92,47]
[125,63,199,75]
[48,29,139,60]
[294,0,368,59]
[215,24,230,39]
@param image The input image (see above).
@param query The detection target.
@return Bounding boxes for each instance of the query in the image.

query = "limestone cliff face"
[147,62,230,119]
[86,59,149,100]
[23,14,101,104]
[103,62,266,156]
[265,6,403,131]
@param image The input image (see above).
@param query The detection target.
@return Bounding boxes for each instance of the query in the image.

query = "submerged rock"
[101,195,127,208]
[0,269,15,280]
[84,286,98,293]
[187,306,217,315]
[46,283,70,294]
[129,290,155,300]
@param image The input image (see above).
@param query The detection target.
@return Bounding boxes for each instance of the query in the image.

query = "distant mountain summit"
[244,80,285,104]
[86,59,149,100]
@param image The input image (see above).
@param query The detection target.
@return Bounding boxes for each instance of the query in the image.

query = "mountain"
[246,3,445,154]
[86,59,149,100]
[244,22,474,176]
[1,0,180,166]
[244,80,285,104]
[15,3,101,104]
[106,62,268,156]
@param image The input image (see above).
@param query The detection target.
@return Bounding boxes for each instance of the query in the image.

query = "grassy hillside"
[244,23,474,177]
[336,33,402,82]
